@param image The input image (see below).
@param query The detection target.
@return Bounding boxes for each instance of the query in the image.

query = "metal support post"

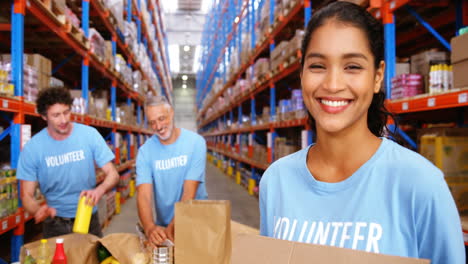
[251,97,256,125]
[382,4,395,99]
[10,1,25,260]
[81,0,90,105]
[304,0,312,26]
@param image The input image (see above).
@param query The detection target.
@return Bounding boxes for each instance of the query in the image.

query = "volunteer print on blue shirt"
[17,123,115,218]
[136,128,208,226]
[260,138,465,263]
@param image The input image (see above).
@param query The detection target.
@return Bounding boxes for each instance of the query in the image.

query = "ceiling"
[162,0,210,79]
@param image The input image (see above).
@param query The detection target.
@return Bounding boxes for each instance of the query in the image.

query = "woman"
[259,2,465,263]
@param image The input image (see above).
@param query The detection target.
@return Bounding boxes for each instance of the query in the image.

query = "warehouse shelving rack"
[196,0,468,215]
[0,0,170,261]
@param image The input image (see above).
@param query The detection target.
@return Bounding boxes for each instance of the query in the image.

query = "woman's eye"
[345,65,363,70]
[308,64,325,69]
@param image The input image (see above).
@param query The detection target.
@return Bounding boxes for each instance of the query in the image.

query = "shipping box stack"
[410,50,448,93]
[451,32,468,89]
[419,128,468,215]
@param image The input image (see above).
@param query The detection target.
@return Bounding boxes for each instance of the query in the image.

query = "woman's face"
[301,20,384,135]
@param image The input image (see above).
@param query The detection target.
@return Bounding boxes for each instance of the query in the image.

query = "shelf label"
[402,102,409,111]
[2,220,7,230]
[2,99,7,108]
[301,130,308,149]
[16,215,20,224]
[427,98,436,107]
[459,93,468,104]
[267,132,272,148]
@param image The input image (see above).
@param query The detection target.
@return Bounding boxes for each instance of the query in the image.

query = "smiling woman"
[259,2,465,264]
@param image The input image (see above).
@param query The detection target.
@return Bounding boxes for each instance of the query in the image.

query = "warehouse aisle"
[104,162,259,235]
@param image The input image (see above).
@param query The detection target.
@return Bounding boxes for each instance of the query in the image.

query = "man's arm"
[137,183,167,247]
[21,180,56,223]
[81,161,119,205]
[165,180,200,241]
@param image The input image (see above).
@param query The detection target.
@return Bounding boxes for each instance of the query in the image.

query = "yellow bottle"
[73,196,93,234]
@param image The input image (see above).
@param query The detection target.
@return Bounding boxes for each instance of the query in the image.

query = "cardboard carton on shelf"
[411,50,449,92]
[1,53,52,91]
[396,62,410,76]
[451,32,468,88]
[418,128,468,182]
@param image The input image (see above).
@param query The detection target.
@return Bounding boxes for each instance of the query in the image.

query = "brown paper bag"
[175,200,232,264]
[20,233,100,264]
[99,233,149,264]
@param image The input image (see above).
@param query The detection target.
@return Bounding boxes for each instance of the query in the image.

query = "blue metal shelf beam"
[405,5,452,51]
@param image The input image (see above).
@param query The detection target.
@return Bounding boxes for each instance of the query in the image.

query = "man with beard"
[17,87,119,238]
[136,95,207,247]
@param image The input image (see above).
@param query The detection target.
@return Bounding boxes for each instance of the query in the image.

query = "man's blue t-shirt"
[136,128,208,226]
[260,138,465,263]
[17,123,115,218]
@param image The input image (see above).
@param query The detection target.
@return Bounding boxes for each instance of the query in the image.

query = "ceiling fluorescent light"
[201,0,213,13]
[162,0,178,13]
[168,44,180,73]
[193,45,201,73]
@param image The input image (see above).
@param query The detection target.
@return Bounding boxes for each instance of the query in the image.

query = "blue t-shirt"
[17,123,115,218]
[136,128,208,226]
[260,138,465,263]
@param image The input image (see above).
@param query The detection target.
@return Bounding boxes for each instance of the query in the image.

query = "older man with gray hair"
[136,95,208,247]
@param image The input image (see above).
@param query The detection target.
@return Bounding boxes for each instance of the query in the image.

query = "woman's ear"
[374,61,385,94]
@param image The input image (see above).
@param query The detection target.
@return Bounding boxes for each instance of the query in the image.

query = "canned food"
[152,246,174,264]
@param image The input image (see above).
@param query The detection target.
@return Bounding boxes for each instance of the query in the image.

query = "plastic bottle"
[435,64,442,93]
[442,64,448,92]
[449,65,454,90]
[37,239,50,264]
[429,65,435,94]
[72,196,93,234]
[52,238,67,264]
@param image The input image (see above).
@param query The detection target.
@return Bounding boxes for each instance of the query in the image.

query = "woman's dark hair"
[36,87,73,116]
[301,1,397,138]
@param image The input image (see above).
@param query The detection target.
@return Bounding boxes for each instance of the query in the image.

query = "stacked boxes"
[410,50,448,92]
[270,41,289,71]
[419,128,468,215]
[89,28,106,62]
[1,54,52,92]
[252,143,268,165]
[0,63,13,96]
[274,137,300,161]
[451,32,468,88]
[277,89,306,121]
[253,58,270,83]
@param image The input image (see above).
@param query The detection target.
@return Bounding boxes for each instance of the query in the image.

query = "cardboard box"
[419,128,468,181]
[411,50,448,76]
[453,59,468,89]
[396,63,410,76]
[232,234,429,264]
[451,33,468,64]
[2,54,52,90]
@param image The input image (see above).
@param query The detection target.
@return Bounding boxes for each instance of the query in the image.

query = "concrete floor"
[104,162,259,235]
